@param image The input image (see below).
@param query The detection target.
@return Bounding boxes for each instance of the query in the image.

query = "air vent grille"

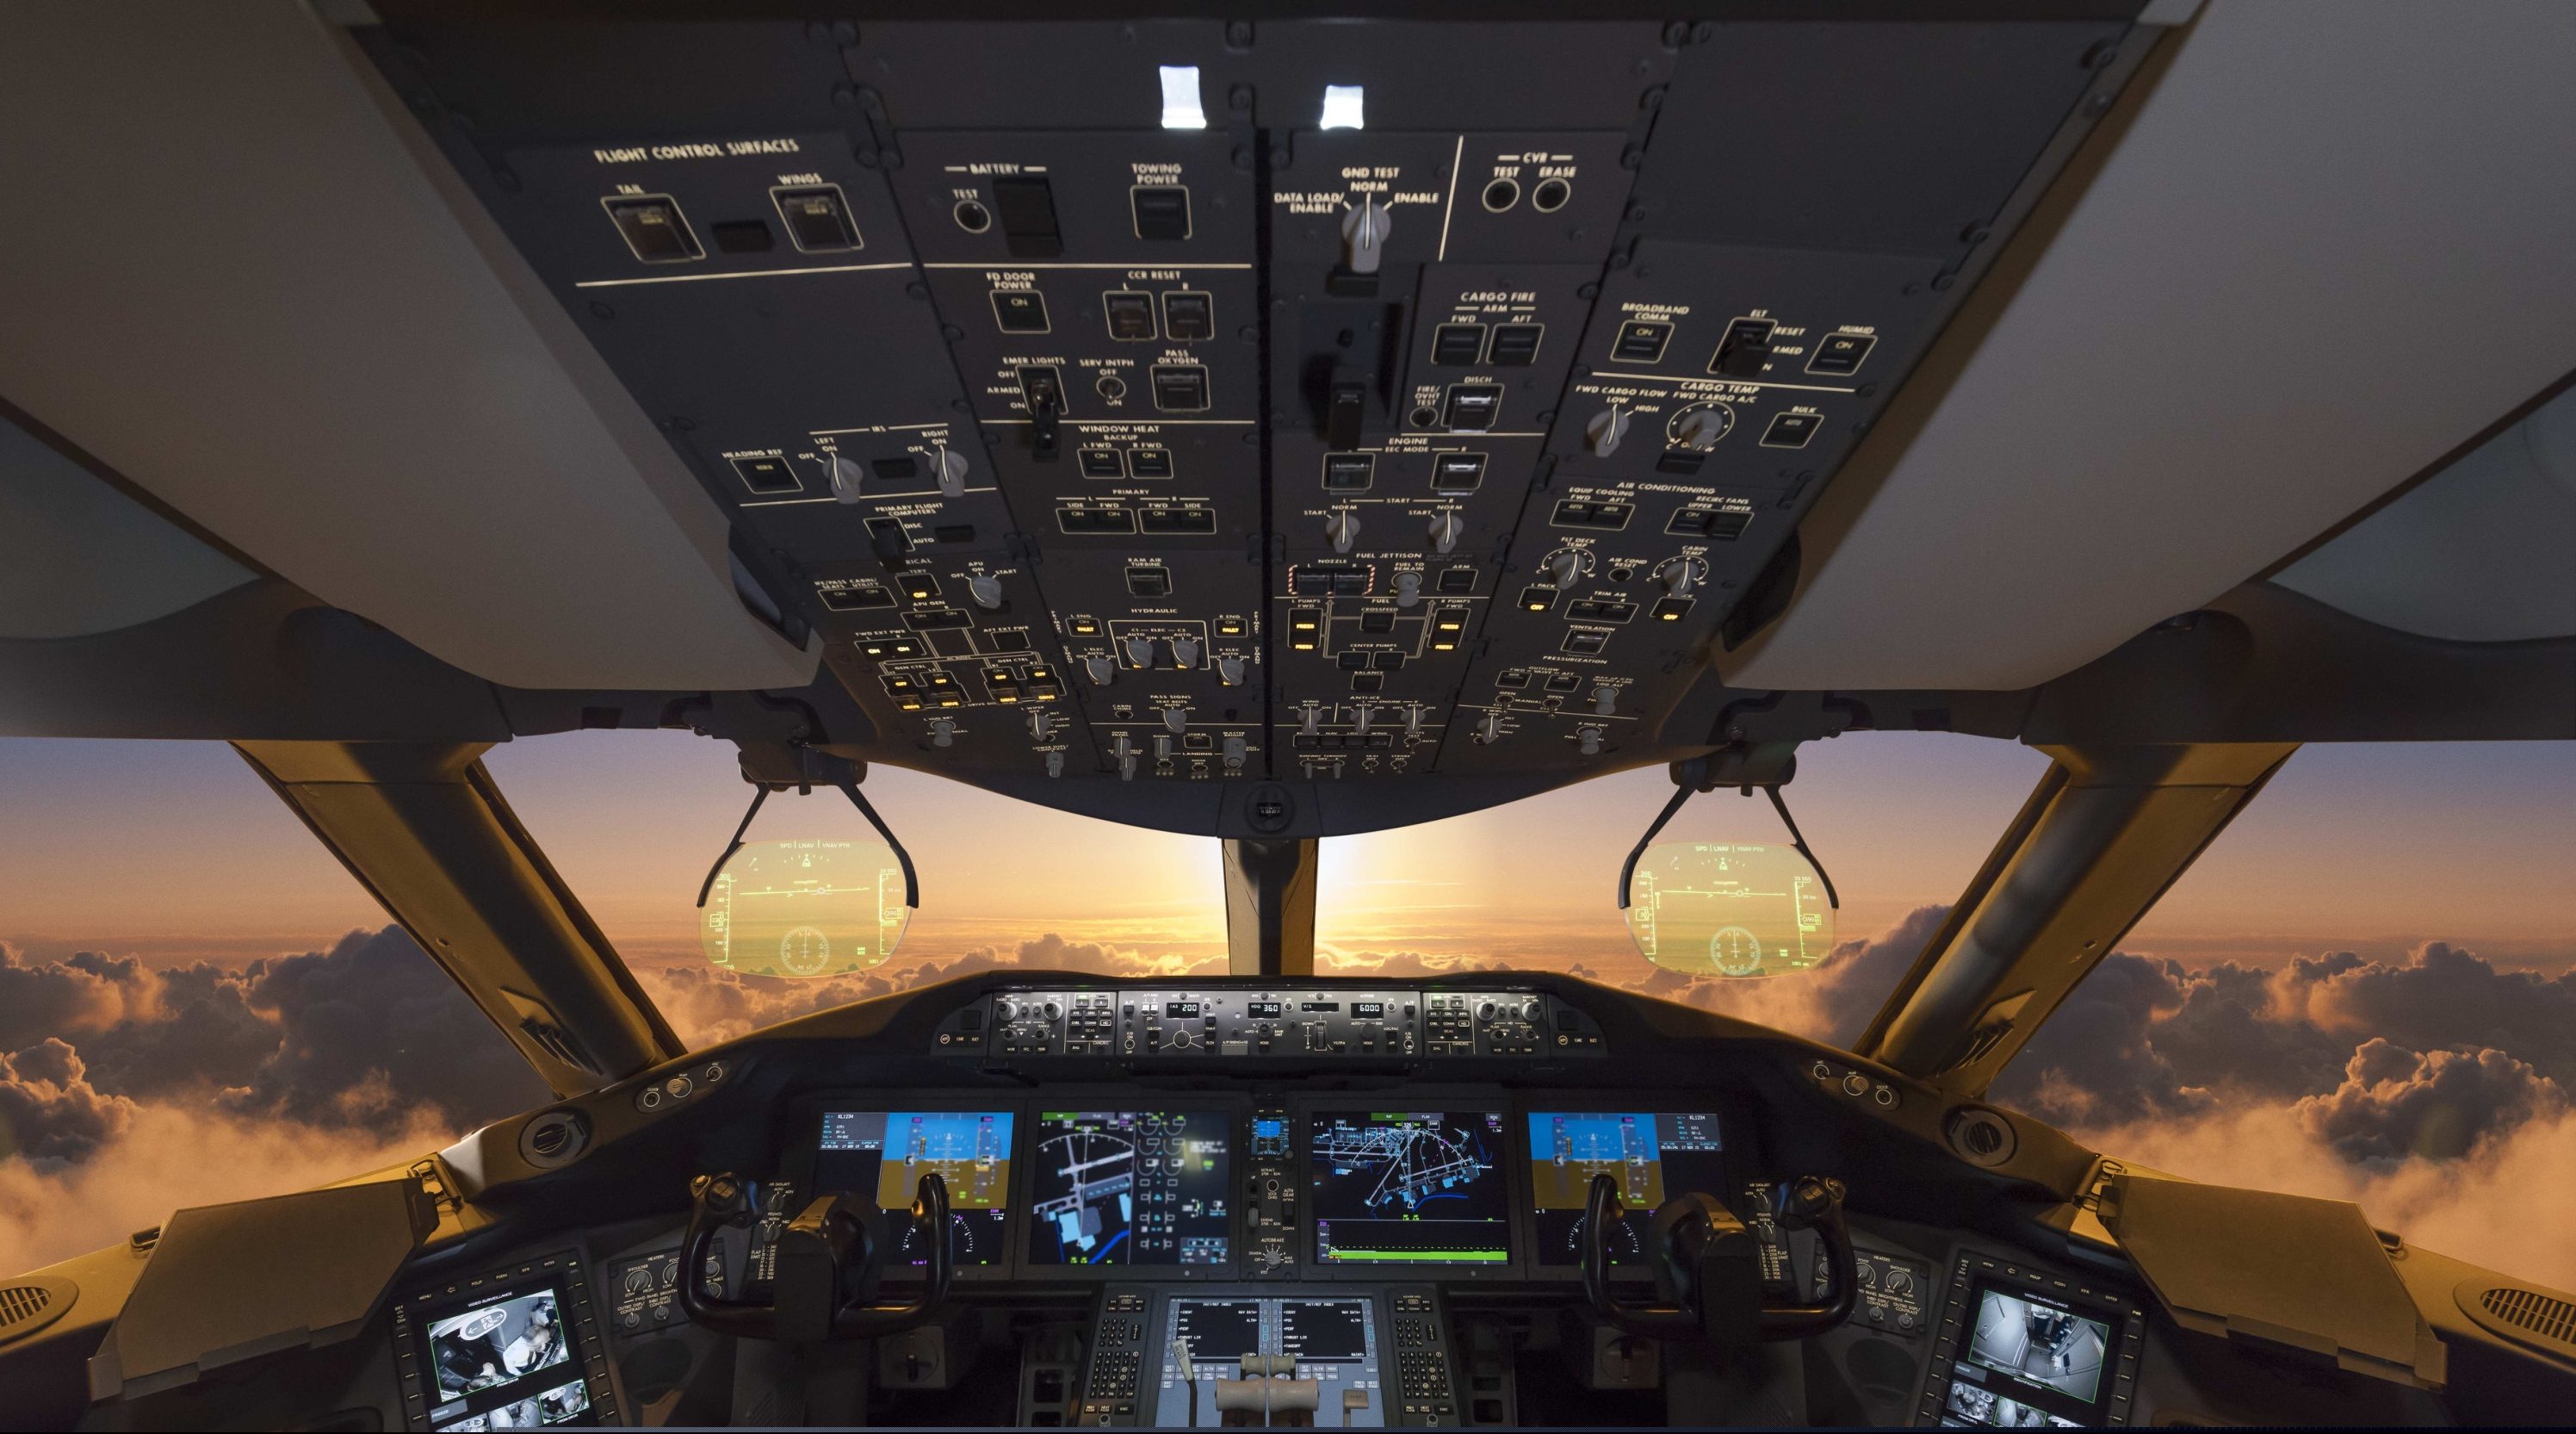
[0,1278,73,1344]
[2482,1287,2576,1346]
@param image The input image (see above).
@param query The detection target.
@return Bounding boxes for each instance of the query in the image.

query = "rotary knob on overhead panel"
[1171,636,1201,668]
[1668,401,1735,451]
[1044,750,1065,777]
[1579,726,1604,756]
[1352,705,1375,736]
[1323,509,1361,554]
[1585,405,1631,456]
[1477,711,1502,743]
[1299,704,1323,736]
[930,445,969,497]
[928,717,956,748]
[1404,705,1426,740]
[1085,655,1118,686]
[1593,684,1617,715]
[1427,512,1464,554]
[1340,195,1392,275]
[829,454,865,504]
[967,574,1005,610]
[1153,734,1173,761]
[1653,556,1706,598]
[1028,709,1056,741]
[1162,706,1188,734]
[1392,570,1423,608]
[1124,636,1156,668]
[1217,655,1246,686]
[1545,549,1587,587]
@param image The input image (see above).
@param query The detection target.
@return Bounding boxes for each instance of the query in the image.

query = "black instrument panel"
[767,1085,1743,1286]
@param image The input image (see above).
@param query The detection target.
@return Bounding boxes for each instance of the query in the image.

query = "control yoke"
[677,1170,954,1340]
[1581,1173,1856,1344]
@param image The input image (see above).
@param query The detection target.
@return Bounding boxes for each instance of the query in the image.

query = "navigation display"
[1525,1111,1726,1267]
[1941,1280,2117,1428]
[1308,1110,1511,1265]
[1027,1110,1233,1268]
[814,1109,1014,1268]
[1156,1295,1384,1428]
[411,1277,597,1431]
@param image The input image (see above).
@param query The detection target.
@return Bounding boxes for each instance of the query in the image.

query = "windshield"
[5,732,2572,1296]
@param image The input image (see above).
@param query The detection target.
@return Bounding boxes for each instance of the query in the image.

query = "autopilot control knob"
[1167,1027,1195,1049]
[1393,570,1423,609]
[995,999,1019,1022]
[1324,509,1361,554]
[1171,636,1201,669]
[967,574,1005,610]
[1585,405,1632,457]
[1124,636,1157,668]
[1477,1002,1495,1021]
[1653,556,1705,599]
[1085,655,1118,686]
[1427,512,1464,555]
[1340,196,1392,276]
[829,454,864,504]
[930,445,969,497]
[1162,705,1188,734]
[1519,999,1542,1022]
[1545,549,1584,587]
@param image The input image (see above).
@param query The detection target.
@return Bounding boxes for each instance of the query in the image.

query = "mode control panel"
[948,986,1605,1063]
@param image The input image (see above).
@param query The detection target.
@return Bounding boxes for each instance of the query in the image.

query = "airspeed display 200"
[1308,1111,1512,1265]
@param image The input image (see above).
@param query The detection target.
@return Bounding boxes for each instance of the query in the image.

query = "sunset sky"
[3,729,2570,979]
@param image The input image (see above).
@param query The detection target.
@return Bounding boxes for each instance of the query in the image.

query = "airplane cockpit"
[3,3,2573,1430]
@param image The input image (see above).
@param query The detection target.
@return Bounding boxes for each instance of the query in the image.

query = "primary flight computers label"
[1308,1110,1511,1264]
[1525,1110,1726,1266]
[1027,1109,1233,1267]
[815,1109,1015,1267]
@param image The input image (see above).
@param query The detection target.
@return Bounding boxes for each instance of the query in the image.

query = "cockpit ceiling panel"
[1720,0,2576,692]
[334,9,2131,808]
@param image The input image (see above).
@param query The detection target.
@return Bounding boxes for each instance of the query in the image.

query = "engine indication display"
[1028,1109,1233,1269]
[1525,1111,1726,1267]
[814,1109,1015,1268]
[1309,1110,1511,1265]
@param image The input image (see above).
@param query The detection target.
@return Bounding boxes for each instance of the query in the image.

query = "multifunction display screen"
[1308,1110,1511,1265]
[412,1277,596,1431]
[1027,1110,1233,1267]
[815,1109,1015,1268]
[1155,1296,1383,1428]
[1524,1110,1726,1267]
[1941,1280,2118,1428]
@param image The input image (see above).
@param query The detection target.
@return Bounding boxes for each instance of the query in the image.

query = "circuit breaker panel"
[360,12,2150,835]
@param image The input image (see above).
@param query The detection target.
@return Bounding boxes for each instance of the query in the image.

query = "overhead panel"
[356,11,2144,834]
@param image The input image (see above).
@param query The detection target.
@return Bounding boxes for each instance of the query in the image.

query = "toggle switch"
[1045,749,1064,777]
[1340,195,1392,275]
[1405,705,1426,740]
[1353,705,1375,737]
[1586,405,1632,456]
[1323,509,1361,554]
[929,717,956,748]
[1153,733,1174,761]
[1299,704,1322,737]
[1594,685,1617,715]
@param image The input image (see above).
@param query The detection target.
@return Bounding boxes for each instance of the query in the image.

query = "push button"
[1130,184,1192,240]
[1807,331,1876,376]
[1610,320,1671,363]
[602,196,702,264]
[1431,323,1487,366]
[1078,448,1125,479]
[1443,384,1502,431]
[990,175,1062,258]
[1761,411,1823,448]
[1488,323,1544,366]
[1128,447,1175,478]
[1102,291,1157,341]
[771,184,861,252]
[1160,291,1214,342]
[1150,364,1211,412]
[991,289,1051,333]
[1431,453,1486,493]
[729,456,800,494]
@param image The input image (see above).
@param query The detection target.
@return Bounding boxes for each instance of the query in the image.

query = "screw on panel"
[1661,21,1690,47]
[1227,20,1254,48]
[588,301,615,320]
[1229,84,1254,112]
[1640,86,1668,111]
